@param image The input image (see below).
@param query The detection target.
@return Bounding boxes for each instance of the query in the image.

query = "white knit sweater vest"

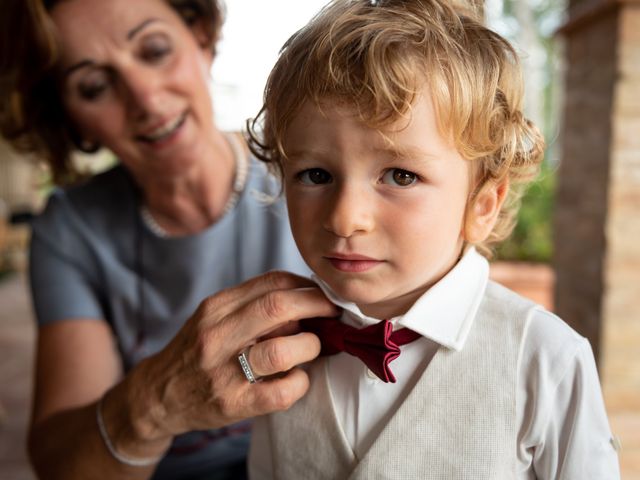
[263,282,535,479]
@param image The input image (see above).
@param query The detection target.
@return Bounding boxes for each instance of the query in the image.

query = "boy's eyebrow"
[373,144,438,162]
[284,148,332,161]
[285,145,439,163]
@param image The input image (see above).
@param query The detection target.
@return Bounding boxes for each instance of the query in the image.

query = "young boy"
[247,0,620,478]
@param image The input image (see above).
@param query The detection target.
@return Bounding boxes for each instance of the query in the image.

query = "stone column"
[555,0,640,410]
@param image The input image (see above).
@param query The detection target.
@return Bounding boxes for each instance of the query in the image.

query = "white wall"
[211,0,329,131]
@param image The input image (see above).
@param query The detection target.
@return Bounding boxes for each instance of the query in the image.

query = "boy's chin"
[316,275,366,301]
[318,276,422,319]
[318,279,389,314]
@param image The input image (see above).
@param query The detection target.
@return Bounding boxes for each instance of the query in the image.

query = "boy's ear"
[464,177,509,244]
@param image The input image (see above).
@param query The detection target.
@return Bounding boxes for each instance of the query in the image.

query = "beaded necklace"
[131,133,249,360]
[139,133,249,238]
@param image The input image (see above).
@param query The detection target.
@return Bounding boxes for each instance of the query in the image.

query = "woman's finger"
[246,332,321,379]
[198,271,319,322]
[228,286,338,346]
[259,318,302,340]
[242,368,312,417]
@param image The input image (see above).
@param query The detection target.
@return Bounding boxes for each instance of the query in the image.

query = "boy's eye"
[382,168,418,187]
[297,168,332,185]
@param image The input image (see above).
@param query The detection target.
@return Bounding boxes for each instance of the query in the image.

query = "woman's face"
[51,0,217,179]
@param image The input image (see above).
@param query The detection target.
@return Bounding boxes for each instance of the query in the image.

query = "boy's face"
[282,94,472,319]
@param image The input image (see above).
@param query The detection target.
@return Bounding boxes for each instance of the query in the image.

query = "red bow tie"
[300,317,421,383]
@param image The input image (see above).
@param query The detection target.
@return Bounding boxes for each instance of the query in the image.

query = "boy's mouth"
[324,253,383,273]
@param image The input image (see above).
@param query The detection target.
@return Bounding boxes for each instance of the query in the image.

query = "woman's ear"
[464,177,509,244]
[190,20,215,63]
[67,124,101,153]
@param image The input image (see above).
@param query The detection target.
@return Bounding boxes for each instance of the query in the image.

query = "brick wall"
[555,0,640,411]
[554,4,618,363]
[601,2,640,411]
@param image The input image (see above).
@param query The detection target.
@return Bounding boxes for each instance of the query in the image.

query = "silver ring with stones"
[238,348,258,384]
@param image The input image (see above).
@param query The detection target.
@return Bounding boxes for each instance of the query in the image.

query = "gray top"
[29,158,309,479]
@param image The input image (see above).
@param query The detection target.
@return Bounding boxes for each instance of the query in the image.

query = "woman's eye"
[140,35,172,63]
[382,168,418,187]
[297,168,332,185]
[77,75,109,101]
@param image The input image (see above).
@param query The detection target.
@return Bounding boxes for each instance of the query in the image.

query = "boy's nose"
[322,184,374,238]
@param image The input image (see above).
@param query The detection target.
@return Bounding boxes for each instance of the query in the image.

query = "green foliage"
[0,268,13,283]
[0,251,15,281]
[487,0,565,264]
[496,162,556,263]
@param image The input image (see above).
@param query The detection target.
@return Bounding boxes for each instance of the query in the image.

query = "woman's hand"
[28,270,336,479]
[122,270,338,445]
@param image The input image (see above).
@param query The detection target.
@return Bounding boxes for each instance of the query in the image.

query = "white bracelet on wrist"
[96,393,164,467]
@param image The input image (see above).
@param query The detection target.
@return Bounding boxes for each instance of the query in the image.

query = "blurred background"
[1,0,639,478]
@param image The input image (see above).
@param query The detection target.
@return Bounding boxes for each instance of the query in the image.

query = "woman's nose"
[120,68,164,119]
[322,183,375,238]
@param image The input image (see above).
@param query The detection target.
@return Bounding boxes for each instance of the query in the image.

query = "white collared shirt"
[251,248,620,479]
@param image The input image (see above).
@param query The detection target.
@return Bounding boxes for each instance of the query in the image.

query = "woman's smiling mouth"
[137,112,187,144]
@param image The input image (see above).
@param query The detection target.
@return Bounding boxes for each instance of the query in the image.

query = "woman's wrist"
[96,393,165,467]
[100,359,174,461]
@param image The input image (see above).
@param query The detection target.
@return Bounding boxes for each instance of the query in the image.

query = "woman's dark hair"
[0,0,224,185]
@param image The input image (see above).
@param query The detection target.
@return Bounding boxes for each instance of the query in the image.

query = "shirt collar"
[312,247,489,351]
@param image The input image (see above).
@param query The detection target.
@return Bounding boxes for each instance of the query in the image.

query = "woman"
[0,0,336,478]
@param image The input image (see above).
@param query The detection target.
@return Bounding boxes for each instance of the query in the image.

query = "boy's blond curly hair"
[247,0,545,256]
